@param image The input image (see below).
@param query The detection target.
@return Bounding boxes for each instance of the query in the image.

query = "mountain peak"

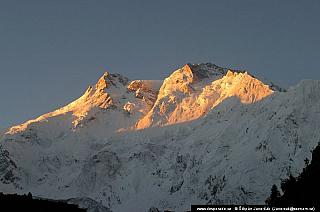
[96,72,129,90]
[187,62,224,71]
[4,63,287,135]
[136,68,274,129]
[183,62,245,84]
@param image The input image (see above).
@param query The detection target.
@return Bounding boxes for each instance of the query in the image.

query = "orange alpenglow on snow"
[6,63,276,134]
[135,65,274,129]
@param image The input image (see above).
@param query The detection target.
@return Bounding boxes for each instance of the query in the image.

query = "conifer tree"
[265,184,281,206]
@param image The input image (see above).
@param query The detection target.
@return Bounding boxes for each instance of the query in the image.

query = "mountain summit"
[0,63,318,211]
[6,63,283,134]
[136,63,274,129]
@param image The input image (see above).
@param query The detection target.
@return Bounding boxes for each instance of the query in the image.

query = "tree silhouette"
[304,158,310,167]
[265,184,281,206]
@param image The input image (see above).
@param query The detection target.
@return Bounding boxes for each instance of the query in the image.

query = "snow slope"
[0,63,319,211]
[136,64,273,129]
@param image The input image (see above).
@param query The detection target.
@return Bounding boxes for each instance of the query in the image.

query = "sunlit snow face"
[136,67,274,130]
[5,63,276,135]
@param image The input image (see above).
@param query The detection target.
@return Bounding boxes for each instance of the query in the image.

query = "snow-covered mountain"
[135,63,274,129]
[0,63,319,211]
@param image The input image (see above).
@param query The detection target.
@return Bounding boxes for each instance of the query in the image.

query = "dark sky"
[0,0,319,128]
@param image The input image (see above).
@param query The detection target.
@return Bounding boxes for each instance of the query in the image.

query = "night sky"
[1,0,319,128]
